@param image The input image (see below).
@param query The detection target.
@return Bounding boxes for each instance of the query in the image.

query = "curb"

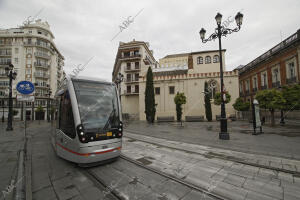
[13,120,32,200]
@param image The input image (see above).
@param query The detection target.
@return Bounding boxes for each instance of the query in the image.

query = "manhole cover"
[136,157,152,165]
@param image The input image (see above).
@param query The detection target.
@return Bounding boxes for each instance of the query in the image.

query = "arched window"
[197,56,203,64]
[205,56,211,64]
[207,79,219,99]
[213,55,219,63]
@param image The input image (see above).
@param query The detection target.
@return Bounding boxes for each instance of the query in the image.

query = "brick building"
[238,29,300,102]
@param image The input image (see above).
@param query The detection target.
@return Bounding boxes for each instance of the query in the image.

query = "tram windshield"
[73,79,120,131]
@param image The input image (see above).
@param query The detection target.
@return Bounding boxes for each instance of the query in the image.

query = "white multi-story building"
[0,19,64,120]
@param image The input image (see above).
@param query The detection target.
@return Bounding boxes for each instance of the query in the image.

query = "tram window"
[59,91,76,138]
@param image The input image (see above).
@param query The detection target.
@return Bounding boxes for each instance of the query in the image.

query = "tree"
[233,97,250,111]
[282,84,300,111]
[144,67,156,123]
[255,89,285,126]
[174,92,187,122]
[213,92,231,105]
[204,82,212,121]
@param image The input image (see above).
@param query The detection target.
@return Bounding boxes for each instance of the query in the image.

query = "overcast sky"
[1,0,300,81]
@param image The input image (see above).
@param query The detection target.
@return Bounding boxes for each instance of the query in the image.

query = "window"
[272,68,280,83]
[261,72,267,88]
[135,62,139,69]
[213,55,219,63]
[245,80,250,92]
[197,56,203,64]
[38,30,42,34]
[26,59,32,65]
[28,30,32,34]
[126,62,131,70]
[15,48,19,54]
[169,86,175,94]
[205,56,211,64]
[288,62,295,78]
[14,58,18,64]
[127,85,131,93]
[135,85,139,93]
[126,74,131,82]
[25,69,31,74]
[239,82,243,93]
[155,87,160,95]
[26,48,32,53]
[253,76,257,89]
[59,91,76,138]
[134,73,139,81]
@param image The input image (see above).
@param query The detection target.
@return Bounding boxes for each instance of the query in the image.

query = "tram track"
[119,154,226,200]
[82,154,226,200]
[83,168,124,200]
[123,133,300,176]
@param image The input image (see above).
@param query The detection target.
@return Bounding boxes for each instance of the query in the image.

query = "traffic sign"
[16,81,35,95]
[17,94,35,102]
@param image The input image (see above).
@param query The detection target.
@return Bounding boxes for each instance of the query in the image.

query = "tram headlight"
[80,132,84,136]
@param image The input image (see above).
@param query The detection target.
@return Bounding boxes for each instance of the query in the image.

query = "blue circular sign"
[16,81,35,95]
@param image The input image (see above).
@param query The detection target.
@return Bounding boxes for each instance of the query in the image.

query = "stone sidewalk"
[125,132,300,175]
[0,121,25,200]
[124,120,300,160]
[122,136,300,200]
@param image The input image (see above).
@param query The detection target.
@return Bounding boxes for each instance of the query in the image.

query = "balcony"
[125,78,139,83]
[23,41,34,46]
[34,72,50,79]
[0,73,7,78]
[261,85,268,90]
[124,65,141,72]
[34,62,50,69]
[120,53,141,60]
[272,81,281,88]
[0,42,12,46]
[123,90,139,95]
[286,76,297,84]
[34,52,51,59]
[34,83,49,89]
[0,52,12,57]
[35,42,51,50]
[0,61,11,65]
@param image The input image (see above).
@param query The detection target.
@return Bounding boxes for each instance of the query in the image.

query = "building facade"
[0,19,64,120]
[113,40,239,121]
[238,29,300,102]
[112,40,157,120]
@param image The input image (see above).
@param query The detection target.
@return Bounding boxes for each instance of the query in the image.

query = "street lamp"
[199,12,243,140]
[5,63,17,131]
[47,88,52,122]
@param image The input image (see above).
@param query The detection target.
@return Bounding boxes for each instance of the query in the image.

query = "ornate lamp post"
[199,12,243,140]
[5,64,17,131]
[47,88,52,122]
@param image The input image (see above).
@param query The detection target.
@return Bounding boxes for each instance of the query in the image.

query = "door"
[55,90,77,161]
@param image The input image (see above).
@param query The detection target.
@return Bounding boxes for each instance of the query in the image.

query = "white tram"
[51,76,122,164]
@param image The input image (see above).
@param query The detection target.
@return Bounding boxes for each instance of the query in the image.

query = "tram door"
[55,90,77,160]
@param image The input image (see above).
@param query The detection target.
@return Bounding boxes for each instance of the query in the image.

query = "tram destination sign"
[16,81,35,95]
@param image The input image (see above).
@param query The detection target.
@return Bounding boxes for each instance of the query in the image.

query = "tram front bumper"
[77,142,122,164]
